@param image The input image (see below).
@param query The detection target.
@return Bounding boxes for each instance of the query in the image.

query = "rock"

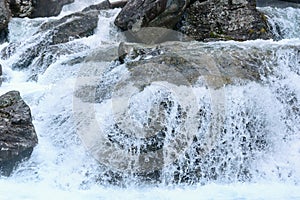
[1,10,98,71]
[8,0,33,17]
[74,41,289,183]
[257,0,300,7]
[180,0,273,41]
[9,0,74,18]
[0,63,2,86]
[30,0,74,18]
[28,43,89,80]
[282,0,300,3]
[114,0,192,31]
[39,10,99,45]
[82,0,127,12]
[0,0,10,43]
[114,0,273,41]
[0,91,38,176]
[81,41,273,105]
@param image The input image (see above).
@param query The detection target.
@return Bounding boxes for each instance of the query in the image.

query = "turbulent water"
[1,1,300,199]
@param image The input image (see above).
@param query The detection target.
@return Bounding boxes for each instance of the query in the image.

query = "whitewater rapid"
[0,1,300,199]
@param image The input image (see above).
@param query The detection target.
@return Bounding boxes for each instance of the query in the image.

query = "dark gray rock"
[180,0,273,41]
[114,0,192,31]
[0,0,10,43]
[0,91,37,176]
[1,10,98,71]
[75,41,293,184]
[0,63,2,86]
[28,43,89,80]
[8,0,33,17]
[114,0,273,42]
[31,0,74,17]
[257,0,300,7]
[39,10,99,45]
[9,0,74,18]
[82,0,111,12]
[81,0,127,12]
[281,0,300,3]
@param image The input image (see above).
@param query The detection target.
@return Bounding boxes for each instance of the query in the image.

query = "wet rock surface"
[73,40,291,184]
[0,0,10,43]
[114,0,273,41]
[0,63,2,86]
[257,0,300,7]
[180,0,273,41]
[9,0,74,18]
[0,91,37,176]
[0,10,99,74]
[39,10,99,45]
[114,0,192,31]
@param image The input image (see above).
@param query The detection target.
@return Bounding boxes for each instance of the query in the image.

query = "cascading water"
[0,1,300,199]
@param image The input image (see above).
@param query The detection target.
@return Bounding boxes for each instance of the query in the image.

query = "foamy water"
[0,1,300,199]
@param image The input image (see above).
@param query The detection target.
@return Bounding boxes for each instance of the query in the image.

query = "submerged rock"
[0,0,10,43]
[0,91,37,176]
[9,0,74,18]
[1,10,99,72]
[180,0,272,41]
[39,10,99,45]
[74,41,286,184]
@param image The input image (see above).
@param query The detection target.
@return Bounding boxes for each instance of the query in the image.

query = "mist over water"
[0,1,300,199]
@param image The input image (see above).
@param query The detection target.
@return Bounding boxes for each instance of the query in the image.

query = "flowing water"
[0,1,300,199]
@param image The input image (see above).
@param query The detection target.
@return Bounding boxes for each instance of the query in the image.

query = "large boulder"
[8,0,74,18]
[74,40,296,183]
[39,10,99,45]
[114,0,193,31]
[0,0,10,43]
[1,10,99,72]
[114,0,273,41]
[30,0,74,18]
[180,0,273,41]
[0,91,38,176]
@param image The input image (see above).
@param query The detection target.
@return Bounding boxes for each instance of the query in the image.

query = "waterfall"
[0,1,300,199]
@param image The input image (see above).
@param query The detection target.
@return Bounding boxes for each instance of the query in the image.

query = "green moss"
[209,31,235,41]
[209,31,217,38]
[260,28,266,33]
[261,14,268,23]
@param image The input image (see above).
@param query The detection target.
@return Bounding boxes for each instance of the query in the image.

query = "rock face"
[74,41,288,184]
[114,0,192,31]
[8,0,33,17]
[1,10,99,74]
[82,0,127,12]
[114,0,273,41]
[0,0,10,43]
[180,0,272,41]
[9,0,74,18]
[39,10,99,45]
[0,91,38,176]
[30,0,74,18]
